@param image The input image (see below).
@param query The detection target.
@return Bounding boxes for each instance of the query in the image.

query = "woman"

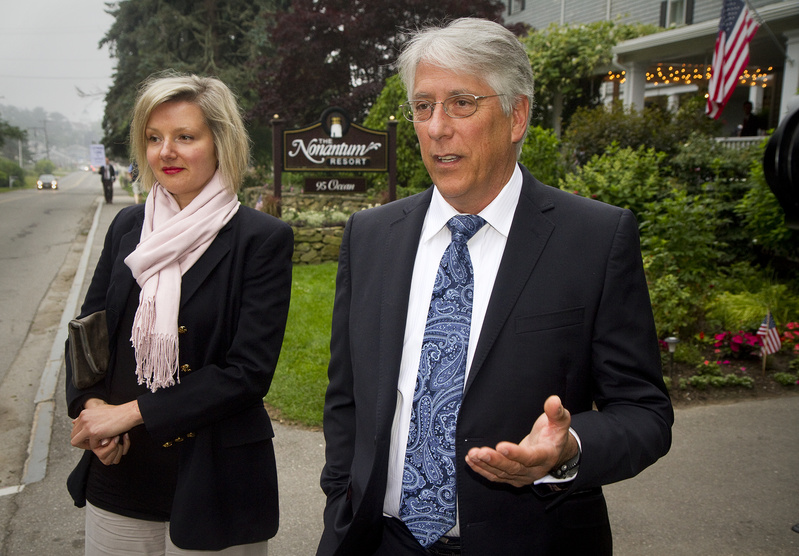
[67,73,293,554]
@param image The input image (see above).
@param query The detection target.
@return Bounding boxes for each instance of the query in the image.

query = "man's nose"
[424,103,453,139]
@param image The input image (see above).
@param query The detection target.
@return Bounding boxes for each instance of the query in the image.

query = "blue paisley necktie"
[399,214,486,547]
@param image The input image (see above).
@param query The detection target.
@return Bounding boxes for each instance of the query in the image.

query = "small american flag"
[706,0,760,119]
[757,311,781,356]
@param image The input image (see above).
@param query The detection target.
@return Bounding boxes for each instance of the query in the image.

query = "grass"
[265,261,337,428]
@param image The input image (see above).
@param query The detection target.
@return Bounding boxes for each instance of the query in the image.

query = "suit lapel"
[465,171,555,393]
[180,222,233,308]
[375,190,431,433]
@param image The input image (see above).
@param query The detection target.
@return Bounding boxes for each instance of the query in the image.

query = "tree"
[0,118,25,150]
[100,0,284,159]
[521,20,657,133]
[363,74,428,196]
[250,0,515,128]
[35,159,56,174]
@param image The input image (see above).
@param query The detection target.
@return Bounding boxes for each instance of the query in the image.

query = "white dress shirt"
[383,165,522,529]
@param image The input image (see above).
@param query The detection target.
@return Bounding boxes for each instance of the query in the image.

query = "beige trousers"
[85,502,269,556]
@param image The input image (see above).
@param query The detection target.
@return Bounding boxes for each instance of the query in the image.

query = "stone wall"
[241,187,377,213]
[292,225,344,265]
[242,188,379,265]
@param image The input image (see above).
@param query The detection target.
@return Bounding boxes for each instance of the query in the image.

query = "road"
[0,176,797,555]
[0,172,100,386]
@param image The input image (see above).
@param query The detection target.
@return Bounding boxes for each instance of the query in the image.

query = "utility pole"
[42,118,50,161]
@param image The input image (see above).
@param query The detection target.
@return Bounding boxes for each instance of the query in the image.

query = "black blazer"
[318,165,673,555]
[66,204,293,550]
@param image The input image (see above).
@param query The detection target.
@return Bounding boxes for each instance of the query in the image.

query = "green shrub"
[281,207,349,227]
[705,284,799,331]
[34,159,55,174]
[736,156,799,269]
[519,126,565,186]
[773,372,799,386]
[647,272,695,338]
[668,132,758,189]
[562,96,720,167]
[0,157,24,187]
[685,373,754,389]
[560,144,666,221]
[640,190,722,334]
[363,75,430,197]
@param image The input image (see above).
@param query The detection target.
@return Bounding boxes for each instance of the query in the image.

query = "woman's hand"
[71,398,143,464]
[92,433,131,466]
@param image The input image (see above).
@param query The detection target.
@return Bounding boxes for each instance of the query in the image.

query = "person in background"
[99,157,116,204]
[317,18,673,556]
[738,100,764,137]
[67,72,293,555]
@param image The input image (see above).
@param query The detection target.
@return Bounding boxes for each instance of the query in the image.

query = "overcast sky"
[0,0,116,124]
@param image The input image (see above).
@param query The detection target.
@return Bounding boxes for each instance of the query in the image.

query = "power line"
[0,75,111,80]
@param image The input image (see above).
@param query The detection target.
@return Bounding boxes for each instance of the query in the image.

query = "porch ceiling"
[612,1,799,68]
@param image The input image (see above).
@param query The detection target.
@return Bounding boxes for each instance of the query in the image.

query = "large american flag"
[706,0,760,119]
[757,311,782,356]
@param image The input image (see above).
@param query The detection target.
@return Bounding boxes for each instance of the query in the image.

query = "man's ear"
[511,95,530,144]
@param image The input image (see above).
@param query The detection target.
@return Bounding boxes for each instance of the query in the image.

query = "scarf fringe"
[132,297,180,392]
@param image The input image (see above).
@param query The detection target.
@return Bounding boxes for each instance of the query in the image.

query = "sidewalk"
[16,197,799,554]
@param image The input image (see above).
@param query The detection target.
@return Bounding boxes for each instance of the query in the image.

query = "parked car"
[37,174,58,190]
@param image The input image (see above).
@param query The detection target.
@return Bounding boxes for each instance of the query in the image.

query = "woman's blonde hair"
[130,71,250,193]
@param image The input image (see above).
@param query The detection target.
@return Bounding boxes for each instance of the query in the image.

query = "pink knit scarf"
[124,171,239,392]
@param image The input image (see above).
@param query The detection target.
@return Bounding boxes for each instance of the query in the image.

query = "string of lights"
[606,64,773,88]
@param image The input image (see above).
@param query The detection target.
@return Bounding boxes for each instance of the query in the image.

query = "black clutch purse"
[68,311,109,389]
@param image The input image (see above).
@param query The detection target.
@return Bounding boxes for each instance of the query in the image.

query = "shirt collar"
[422,164,522,243]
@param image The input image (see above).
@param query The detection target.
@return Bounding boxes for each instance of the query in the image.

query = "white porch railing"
[715,136,767,150]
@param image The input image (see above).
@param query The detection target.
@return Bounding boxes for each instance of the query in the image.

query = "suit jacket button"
[178,326,187,334]
[175,436,184,443]
[180,364,191,373]
[162,441,173,448]
[186,432,196,438]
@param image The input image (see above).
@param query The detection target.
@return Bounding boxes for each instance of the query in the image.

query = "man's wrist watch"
[549,452,580,479]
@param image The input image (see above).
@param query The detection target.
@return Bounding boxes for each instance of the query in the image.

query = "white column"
[779,30,799,121]
[748,85,764,113]
[667,93,680,112]
[623,61,647,111]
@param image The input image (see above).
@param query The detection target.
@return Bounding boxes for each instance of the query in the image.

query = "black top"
[85,285,180,522]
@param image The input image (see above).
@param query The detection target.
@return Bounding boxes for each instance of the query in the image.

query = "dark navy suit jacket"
[318,165,673,555]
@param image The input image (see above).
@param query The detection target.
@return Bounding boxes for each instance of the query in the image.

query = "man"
[739,100,764,137]
[318,18,673,556]
[99,156,116,203]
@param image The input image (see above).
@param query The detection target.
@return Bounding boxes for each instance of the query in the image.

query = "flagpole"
[762,306,768,376]
[744,0,795,64]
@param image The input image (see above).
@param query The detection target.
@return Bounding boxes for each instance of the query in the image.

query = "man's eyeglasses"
[399,94,503,123]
